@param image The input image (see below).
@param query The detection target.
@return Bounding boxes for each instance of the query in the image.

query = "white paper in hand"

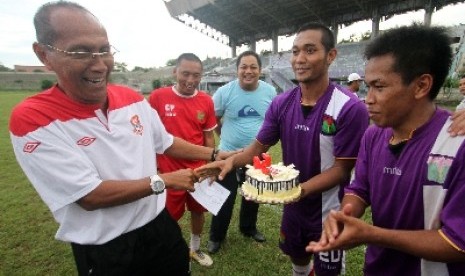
[190,179,230,216]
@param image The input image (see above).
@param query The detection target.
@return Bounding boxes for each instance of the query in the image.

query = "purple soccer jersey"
[257,83,368,264]
[346,108,465,275]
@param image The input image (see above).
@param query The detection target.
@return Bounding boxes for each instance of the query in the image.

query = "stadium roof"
[164,0,465,46]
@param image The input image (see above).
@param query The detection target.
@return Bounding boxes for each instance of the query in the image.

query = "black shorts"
[71,209,190,275]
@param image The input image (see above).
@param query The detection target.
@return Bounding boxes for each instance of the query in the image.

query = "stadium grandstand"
[164,0,465,96]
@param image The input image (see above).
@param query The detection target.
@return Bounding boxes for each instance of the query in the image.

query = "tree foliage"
[0,62,13,72]
[113,62,128,72]
[41,79,54,90]
[165,59,177,66]
[132,66,150,73]
[152,79,162,89]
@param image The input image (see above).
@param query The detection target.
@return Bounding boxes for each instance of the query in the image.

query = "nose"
[89,55,111,72]
[293,51,307,63]
[365,87,374,104]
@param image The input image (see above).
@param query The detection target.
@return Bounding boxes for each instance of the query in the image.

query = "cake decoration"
[241,153,301,204]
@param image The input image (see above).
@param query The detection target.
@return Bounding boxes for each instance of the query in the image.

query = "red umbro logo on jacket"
[77,137,96,146]
[23,142,41,153]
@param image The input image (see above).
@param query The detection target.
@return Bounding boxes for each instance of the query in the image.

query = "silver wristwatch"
[150,175,165,195]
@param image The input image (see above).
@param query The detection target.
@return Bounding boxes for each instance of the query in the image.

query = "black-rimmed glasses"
[41,43,119,61]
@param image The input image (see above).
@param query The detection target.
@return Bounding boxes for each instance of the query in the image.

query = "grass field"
[0,91,368,275]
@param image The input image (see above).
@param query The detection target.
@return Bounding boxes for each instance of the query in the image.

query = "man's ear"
[32,42,53,71]
[327,48,337,65]
[414,74,433,100]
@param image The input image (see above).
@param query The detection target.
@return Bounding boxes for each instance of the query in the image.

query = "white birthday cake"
[241,154,300,204]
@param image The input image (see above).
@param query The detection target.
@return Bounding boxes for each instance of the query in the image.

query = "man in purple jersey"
[197,22,369,276]
[307,25,465,275]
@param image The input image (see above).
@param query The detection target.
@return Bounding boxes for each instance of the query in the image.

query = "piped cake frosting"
[241,153,301,204]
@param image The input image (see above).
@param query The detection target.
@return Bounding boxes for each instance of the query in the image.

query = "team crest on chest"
[165,104,176,117]
[197,110,206,122]
[321,114,337,135]
[427,154,453,184]
[130,115,144,136]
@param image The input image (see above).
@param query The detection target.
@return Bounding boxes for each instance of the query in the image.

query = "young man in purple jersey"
[307,24,465,275]
[197,22,369,276]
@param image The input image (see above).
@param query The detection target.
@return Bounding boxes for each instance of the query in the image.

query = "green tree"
[152,79,162,89]
[165,59,177,66]
[113,62,128,72]
[0,62,13,72]
[132,66,150,73]
[41,79,54,90]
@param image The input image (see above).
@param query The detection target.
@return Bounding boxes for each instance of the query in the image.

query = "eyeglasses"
[42,43,119,61]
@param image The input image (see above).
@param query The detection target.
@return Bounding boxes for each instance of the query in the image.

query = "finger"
[323,210,342,242]
[342,203,353,216]
[306,241,324,252]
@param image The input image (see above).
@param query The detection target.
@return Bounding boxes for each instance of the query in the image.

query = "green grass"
[1,91,367,275]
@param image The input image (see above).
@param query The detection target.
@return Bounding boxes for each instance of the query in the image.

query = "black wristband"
[210,149,219,161]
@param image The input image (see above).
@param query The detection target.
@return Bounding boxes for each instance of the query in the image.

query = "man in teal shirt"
[208,50,277,253]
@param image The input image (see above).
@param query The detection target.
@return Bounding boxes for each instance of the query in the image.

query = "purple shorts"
[279,200,342,276]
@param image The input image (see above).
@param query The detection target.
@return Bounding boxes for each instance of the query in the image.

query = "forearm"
[77,178,152,211]
[301,159,354,198]
[165,137,213,161]
[203,131,215,149]
[368,227,465,262]
[231,140,269,168]
[341,194,367,218]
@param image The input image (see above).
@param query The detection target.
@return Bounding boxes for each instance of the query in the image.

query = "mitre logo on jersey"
[321,114,337,136]
[77,137,96,146]
[23,141,41,153]
[165,104,176,117]
[196,110,206,122]
[130,115,144,136]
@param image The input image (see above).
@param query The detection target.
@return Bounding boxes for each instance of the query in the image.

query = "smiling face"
[174,59,202,96]
[364,54,417,129]
[35,7,113,105]
[237,55,261,91]
[291,29,335,84]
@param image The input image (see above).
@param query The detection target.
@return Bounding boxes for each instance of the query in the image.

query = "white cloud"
[1,0,464,69]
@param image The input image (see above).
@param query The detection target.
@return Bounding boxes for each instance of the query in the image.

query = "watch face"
[154,181,164,191]
[150,176,165,194]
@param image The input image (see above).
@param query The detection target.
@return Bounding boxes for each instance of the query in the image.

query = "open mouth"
[84,77,105,84]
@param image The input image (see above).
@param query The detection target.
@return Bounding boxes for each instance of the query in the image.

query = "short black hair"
[296,22,335,53]
[364,24,452,100]
[236,50,262,69]
[176,53,203,69]
[34,1,93,44]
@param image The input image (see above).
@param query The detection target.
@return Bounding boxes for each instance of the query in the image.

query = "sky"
[1,0,465,70]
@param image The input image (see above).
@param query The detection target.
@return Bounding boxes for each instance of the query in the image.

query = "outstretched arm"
[195,140,269,180]
[164,137,214,161]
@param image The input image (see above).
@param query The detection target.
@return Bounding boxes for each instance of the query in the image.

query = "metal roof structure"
[164,0,465,46]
